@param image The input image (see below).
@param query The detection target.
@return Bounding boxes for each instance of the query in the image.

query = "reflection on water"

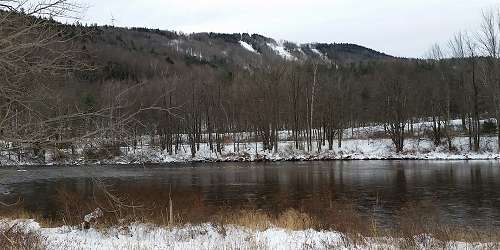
[0,161,499,228]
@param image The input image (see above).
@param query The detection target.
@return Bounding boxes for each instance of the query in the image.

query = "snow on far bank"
[239,41,258,53]
[1,219,494,250]
[1,119,499,166]
[1,136,499,167]
[57,136,500,166]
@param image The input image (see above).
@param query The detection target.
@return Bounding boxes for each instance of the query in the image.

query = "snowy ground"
[51,135,498,166]
[0,119,498,166]
[0,136,498,167]
[111,136,500,164]
[1,219,496,250]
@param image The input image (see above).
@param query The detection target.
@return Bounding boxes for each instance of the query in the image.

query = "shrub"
[50,149,68,162]
[482,119,497,134]
[83,143,121,160]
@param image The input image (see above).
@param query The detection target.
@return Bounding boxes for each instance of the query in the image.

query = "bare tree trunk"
[307,64,318,152]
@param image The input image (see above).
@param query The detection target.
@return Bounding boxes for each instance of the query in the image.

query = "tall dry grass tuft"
[318,201,369,234]
[215,208,318,231]
[275,209,318,230]
[217,210,272,231]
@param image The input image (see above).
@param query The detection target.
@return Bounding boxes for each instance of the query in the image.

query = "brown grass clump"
[319,201,371,235]
[0,222,45,250]
[214,208,318,231]
[275,209,318,231]
[216,210,272,231]
[393,201,500,249]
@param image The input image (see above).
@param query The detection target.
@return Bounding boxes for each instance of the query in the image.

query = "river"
[1,160,499,228]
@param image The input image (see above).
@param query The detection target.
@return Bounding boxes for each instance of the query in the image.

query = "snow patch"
[168,39,183,52]
[267,42,296,60]
[311,48,322,56]
[239,41,258,53]
[309,45,329,61]
[84,208,103,223]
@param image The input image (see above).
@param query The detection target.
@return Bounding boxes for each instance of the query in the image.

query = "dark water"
[1,161,500,228]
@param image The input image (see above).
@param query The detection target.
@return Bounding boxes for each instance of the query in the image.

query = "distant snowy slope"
[267,42,296,60]
[239,41,258,53]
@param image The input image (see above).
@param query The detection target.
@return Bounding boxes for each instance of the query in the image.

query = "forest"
[1,1,500,164]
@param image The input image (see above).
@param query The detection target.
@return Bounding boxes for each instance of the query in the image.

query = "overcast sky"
[77,0,500,58]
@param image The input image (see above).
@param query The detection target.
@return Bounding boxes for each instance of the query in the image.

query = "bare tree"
[309,61,319,152]
[426,45,447,148]
[0,1,177,162]
[0,1,84,157]
[478,9,500,152]
[449,32,481,151]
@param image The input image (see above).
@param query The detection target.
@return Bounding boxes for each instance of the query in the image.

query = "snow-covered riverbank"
[1,136,499,166]
[111,136,499,164]
[1,219,496,250]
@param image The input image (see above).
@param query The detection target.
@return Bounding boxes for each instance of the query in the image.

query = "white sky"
[76,0,500,58]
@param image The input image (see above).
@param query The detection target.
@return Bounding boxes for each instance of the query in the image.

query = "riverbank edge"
[3,150,500,168]
[1,218,497,250]
[2,137,499,167]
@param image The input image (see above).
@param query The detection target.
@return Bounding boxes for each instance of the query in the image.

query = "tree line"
[0,1,499,163]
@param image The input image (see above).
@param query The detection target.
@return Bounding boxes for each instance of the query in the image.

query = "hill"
[77,24,393,80]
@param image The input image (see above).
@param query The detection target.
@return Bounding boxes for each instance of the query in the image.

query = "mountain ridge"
[80,24,395,72]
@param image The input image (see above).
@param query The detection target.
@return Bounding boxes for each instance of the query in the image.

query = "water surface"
[1,161,499,228]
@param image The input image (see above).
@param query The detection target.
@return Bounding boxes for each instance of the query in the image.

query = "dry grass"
[0,208,53,229]
[217,210,272,231]
[393,201,500,249]
[275,209,317,230]
[49,182,214,228]
[216,208,318,231]
[0,222,45,250]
